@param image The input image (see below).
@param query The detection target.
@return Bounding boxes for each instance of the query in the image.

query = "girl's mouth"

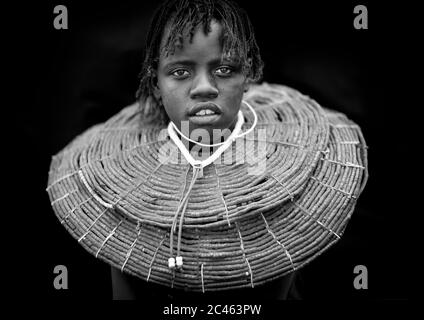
[187,102,222,125]
[188,113,221,125]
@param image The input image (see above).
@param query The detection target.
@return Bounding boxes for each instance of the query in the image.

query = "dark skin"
[153,20,250,153]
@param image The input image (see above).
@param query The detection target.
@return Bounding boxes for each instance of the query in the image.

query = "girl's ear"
[243,79,251,93]
[151,72,162,101]
[243,59,253,93]
[153,85,161,101]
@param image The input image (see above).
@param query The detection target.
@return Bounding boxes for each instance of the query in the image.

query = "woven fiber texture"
[47,83,368,292]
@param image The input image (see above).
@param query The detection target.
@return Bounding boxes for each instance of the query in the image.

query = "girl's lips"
[188,102,222,117]
[188,113,222,125]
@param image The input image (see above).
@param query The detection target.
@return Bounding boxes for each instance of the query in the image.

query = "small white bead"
[176,256,183,267]
[168,257,175,268]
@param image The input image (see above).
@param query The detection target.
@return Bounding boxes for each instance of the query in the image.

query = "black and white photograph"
[11,0,409,311]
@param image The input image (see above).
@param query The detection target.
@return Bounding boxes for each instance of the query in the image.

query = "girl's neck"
[176,116,239,152]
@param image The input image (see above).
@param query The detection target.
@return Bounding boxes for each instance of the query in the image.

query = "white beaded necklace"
[167,100,257,178]
[166,100,258,268]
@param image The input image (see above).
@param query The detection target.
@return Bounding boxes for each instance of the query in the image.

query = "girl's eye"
[215,66,233,76]
[172,69,189,77]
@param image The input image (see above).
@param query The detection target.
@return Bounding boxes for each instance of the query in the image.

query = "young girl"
[47,0,368,300]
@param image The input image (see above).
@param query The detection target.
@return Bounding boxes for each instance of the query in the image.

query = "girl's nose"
[190,73,218,100]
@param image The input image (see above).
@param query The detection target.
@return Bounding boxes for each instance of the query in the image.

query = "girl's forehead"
[159,20,225,57]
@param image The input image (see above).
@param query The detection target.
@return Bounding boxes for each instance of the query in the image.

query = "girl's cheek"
[220,81,245,97]
[225,77,247,91]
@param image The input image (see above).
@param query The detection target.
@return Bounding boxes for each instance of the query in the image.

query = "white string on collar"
[167,100,257,177]
[170,100,257,147]
[166,100,257,269]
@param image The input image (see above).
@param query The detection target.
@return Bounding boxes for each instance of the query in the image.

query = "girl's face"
[155,20,249,141]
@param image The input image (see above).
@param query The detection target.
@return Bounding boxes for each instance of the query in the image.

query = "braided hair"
[136,0,264,125]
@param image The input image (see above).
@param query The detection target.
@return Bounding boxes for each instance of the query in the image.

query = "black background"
[10,0,408,300]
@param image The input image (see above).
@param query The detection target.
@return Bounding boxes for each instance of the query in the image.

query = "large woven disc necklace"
[47,83,368,292]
